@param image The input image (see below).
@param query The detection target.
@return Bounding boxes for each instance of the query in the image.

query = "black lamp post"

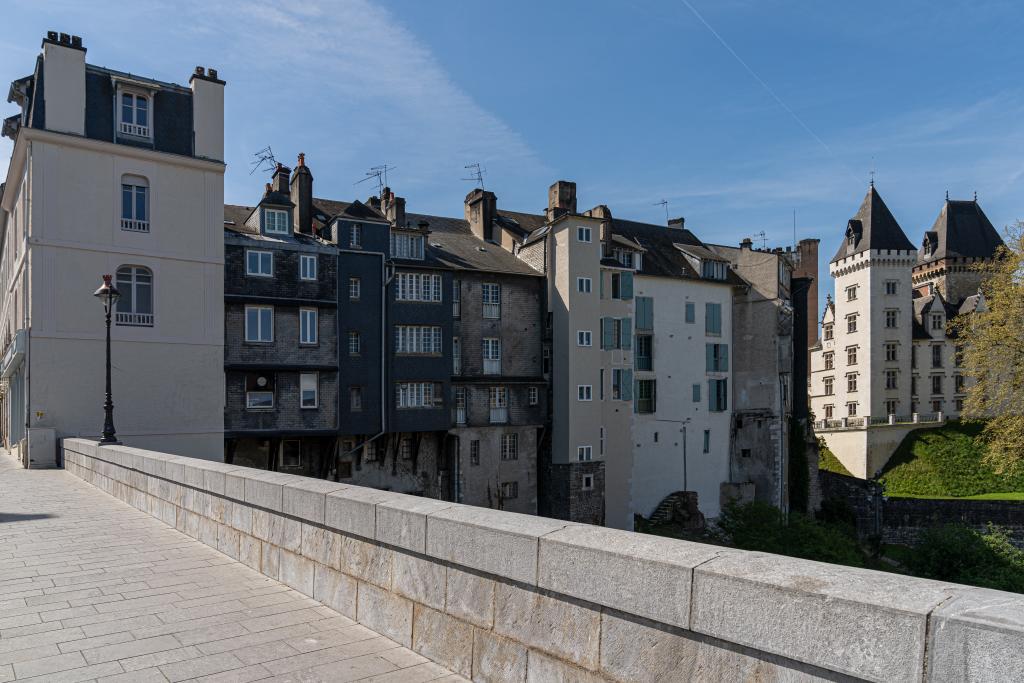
[93,274,121,445]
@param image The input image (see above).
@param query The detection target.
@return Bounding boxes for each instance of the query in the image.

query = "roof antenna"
[249,146,278,176]
[756,230,767,250]
[354,164,398,197]
[462,163,485,190]
[869,156,875,188]
[653,199,669,224]
[973,190,978,202]
[945,190,949,200]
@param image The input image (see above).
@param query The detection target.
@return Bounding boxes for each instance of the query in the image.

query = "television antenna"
[249,146,278,175]
[653,199,669,223]
[354,164,397,196]
[756,230,767,250]
[462,163,485,189]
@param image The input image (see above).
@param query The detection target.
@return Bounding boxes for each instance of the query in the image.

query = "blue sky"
[3,1,1024,298]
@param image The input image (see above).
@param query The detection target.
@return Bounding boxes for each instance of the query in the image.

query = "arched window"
[121,175,149,232]
[115,266,154,327]
[119,92,149,137]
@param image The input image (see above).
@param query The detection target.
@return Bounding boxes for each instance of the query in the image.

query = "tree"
[951,221,1024,472]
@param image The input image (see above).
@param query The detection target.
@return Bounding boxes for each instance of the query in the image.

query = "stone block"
[239,534,261,571]
[252,510,301,552]
[338,535,392,589]
[393,553,446,611]
[225,469,247,501]
[313,564,357,619]
[928,587,1024,682]
[473,629,527,683]
[279,549,315,597]
[324,487,394,539]
[525,650,607,683]
[243,471,293,512]
[217,524,241,560]
[282,480,348,525]
[692,551,952,682]
[493,583,600,670]
[445,566,494,629]
[260,542,280,580]
[538,525,721,629]
[357,581,413,648]
[425,505,569,585]
[300,524,341,568]
[376,496,454,554]
[411,605,472,678]
[231,502,253,535]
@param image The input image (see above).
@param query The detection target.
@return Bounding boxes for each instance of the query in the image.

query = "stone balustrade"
[62,438,1023,682]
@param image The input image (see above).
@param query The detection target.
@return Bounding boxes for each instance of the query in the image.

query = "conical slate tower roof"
[831,185,915,263]
[918,198,1004,265]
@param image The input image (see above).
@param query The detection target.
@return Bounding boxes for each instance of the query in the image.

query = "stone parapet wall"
[63,438,1024,682]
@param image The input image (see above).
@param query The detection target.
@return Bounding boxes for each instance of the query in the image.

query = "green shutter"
[636,296,653,330]
[692,383,700,402]
[686,302,694,323]
[708,380,714,411]
[622,370,633,401]
[602,317,614,350]
[621,318,632,350]
[652,380,657,413]
[721,344,729,372]
[621,271,634,300]
[600,273,605,299]
[706,344,714,372]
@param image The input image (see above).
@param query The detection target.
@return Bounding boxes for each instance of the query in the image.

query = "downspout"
[23,141,32,459]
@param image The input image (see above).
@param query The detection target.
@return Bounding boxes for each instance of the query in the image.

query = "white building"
[0,32,225,465]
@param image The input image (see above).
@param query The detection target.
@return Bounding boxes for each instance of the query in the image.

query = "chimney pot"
[418,219,429,231]
[59,32,71,44]
[668,216,685,229]
[208,68,218,79]
[47,31,58,41]
[297,152,305,167]
[740,238,753,249]
[71,35,82,48]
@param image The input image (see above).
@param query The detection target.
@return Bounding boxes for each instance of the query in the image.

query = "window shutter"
[621,318,632,350]
[708,380,714,410]
[721,344,729,372]
[692,383,701,402]
[622,370,633,401]
[652,380,657,413]
[621,271,634,300]
[600,273,605,299]
[685,302,695,323]
[602,317,614,350]
[706,344,714,372]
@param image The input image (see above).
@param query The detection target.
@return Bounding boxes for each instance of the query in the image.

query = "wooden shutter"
[602,317,615,349]
[621,318,632,350]
[621,272,634,300]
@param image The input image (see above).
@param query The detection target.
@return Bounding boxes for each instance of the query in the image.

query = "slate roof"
[831,186,915,263]
[608,219,745,285]
[918,199,1004,265]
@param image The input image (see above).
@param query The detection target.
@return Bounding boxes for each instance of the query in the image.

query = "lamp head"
[93,274,121,306]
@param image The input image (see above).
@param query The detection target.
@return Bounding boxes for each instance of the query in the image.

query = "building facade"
[0,33,225,465]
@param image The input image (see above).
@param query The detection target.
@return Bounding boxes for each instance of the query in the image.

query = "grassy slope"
[878,421,1024,498]
[818,442,854,477]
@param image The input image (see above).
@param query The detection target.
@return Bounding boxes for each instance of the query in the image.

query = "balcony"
[120,218,150,233]
[115,312,154,327]
[119,121,150,137]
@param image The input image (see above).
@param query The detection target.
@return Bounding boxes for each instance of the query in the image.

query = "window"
[482,283,501,318]
[931,314,943,331]
[499,482,518,500]
[955,345,964,367]
[338,461,353,479]
[390,232,425,259]
[120,176,149,232]
[299,308,318,345]
[824,323,833,341]
[470,440,480,466]
[885,399,897,416]
[600,369,604,400]
[452,280,461,318]
[299,254,317,281]
[912,376,918,396]
[931,345,942,368]
[264,209,289,235]
[706,303,722,335]
[577,226,591,242]
[931,375,943,395]
[847,374,858,392]
[582,474,594,491]
[453,337,461,375]
[244,305,273,342]
[115,266,154,326]
[396,273,443,302]
[246,250,273,277]
[397,382,441,409]
[885,310,898,328]
[708,378,728,412]
[577,277,592,293]
[364,441,378,462]
[399,439,414,460]
[692,383,701,402]
[824,352,834,370]
[847,314,858,333]
[703,430,711,454]
[847,402,858,417]
[300,372,318,408]
[483,338,501,374]
[824,376,834,395]
[846,285,858,301]
[601,317,632,350]
[912,346,918,369]
[635,335,653,371]
[529,387,538,405]
[685,302,695,324]
[847,346,858,366]
[956,399,964,412]
[610,272,633,300]
[349,277,361,301]
[636,379,656,414]
[577,445,593,462]
[454,387,467,424]
[395,325,443,355]
[701,260,727,280]
[349,331,361,355]
[246,373,274,409]
[885,280,898,296]
[489,387,508,423]
[577,330,592,347]
[635,297,654,331]
[542,346,551,375]
[885,369,898,390]
[578,385,593,401]
[349,386,362,411]
[600,426,605,455]
[350,223,362,247]
[885,342,898,362]
[119,92,149,137]
[612,369,633,401]
[706,344,729,372]
[614,248,641,270]
[501,434,519,460]
[281,441,301,469]
[955,375,964,394]
[824,405,834,419]
[932,399,943,412]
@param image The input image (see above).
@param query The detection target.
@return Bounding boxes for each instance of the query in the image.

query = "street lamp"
[93,274,121,445]
[657,417,692,490]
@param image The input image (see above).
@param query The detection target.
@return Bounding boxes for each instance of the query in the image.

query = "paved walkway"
[0,453,464,683]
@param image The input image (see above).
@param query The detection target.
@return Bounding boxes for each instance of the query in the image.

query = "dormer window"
[119,92,150,138]
[701,259,727,280]
[391,231,424,260]
[613,248,642,271]
[264,209,289,235]
[351,223,362,248]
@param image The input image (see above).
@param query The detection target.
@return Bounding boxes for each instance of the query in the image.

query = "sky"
[2,0,1024,299]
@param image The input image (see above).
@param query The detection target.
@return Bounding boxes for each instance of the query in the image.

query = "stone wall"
[63,438,1024,683]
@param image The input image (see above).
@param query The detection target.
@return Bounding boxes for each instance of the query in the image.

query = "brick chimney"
[465,188,497,242]
[290,153,313,234]
[272,163,291,195]
[546,180,577,221]
[740,237,753,249]
[383,188,407,228]
[668,216,685,230]
[584,205,613,256]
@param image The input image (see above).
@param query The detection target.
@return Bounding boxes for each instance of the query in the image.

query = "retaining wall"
[63,438,1024,682]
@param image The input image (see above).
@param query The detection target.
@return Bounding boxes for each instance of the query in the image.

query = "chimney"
[290,152,314,234]
[367,195,382,212]
[668,216,685,230]
[584,205,614,256]
[190,63,225,162]
[465,188,497,242]
[383,188,407,228]
[41,30,86,135]
[272,163,291,195]
[546,180,577,221]
[740,237,753,250]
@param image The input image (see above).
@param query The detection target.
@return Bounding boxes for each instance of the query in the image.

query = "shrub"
[903,524,1024,593]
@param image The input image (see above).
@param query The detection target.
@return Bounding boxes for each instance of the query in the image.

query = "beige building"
[0,33,225,465]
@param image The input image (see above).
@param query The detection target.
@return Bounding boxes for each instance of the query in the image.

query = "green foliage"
[879,421,1024,497]
[903,524,1024,593]
[818,439,854,477]
[714,501,865,567]
[788,419,809,514]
